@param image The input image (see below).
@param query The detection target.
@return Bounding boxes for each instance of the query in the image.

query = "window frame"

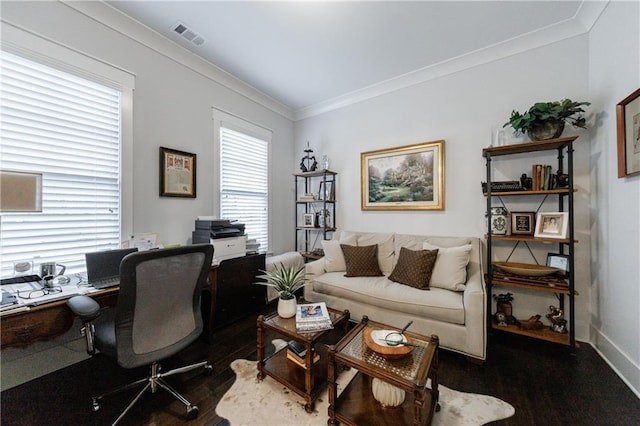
[212,108,272,252]
[0,32,134,275]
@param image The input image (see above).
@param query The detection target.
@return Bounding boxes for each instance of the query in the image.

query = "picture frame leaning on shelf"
[534,212,568,239]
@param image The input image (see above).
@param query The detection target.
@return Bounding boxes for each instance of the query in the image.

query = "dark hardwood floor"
[2,303,639,425]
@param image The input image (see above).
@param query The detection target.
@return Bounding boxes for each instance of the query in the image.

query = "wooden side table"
[327,316,440,426]
[256,307,350,413]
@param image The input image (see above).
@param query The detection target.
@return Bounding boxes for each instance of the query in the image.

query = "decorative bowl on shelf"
[493,261,559,276]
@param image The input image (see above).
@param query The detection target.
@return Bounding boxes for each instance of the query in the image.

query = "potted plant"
[504,99,590,140]
[255,263,308,318]
[493,292,514,318]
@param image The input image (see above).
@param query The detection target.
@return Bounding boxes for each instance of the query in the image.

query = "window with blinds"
[0,51,122,277]
[220,126,269,253]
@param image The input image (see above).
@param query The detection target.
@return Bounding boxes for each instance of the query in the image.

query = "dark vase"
[527,120,565,141]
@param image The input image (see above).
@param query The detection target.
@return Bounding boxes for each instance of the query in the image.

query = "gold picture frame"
[159,147,196,198]
[361,140,445,210]
[616,88,640,178]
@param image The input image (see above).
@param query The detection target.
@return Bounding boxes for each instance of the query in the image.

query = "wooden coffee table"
[256,307,350,413]
[327,316,439,425]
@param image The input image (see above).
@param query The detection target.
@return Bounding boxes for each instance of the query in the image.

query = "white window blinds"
[0,51,122,276]
[220,125,269,252]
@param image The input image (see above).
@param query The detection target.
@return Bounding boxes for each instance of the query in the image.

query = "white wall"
[1,1,296,255]
[0,0,295,389]
[295,35,592,340]
[588,1,640,396]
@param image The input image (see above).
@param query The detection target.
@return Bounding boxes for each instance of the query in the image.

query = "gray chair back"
[114,244,213,368]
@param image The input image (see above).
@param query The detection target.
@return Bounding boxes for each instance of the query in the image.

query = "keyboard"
[1,275,44,285]
[89,277,120,289]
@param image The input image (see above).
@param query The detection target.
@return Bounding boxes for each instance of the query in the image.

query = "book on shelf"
[295,302,333,332]
[532,164,556,190]
[286,350,320,369]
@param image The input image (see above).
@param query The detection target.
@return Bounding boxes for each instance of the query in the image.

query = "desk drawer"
[1,306,73,348]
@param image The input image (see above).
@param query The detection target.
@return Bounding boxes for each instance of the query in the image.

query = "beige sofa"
[304,231,487,361]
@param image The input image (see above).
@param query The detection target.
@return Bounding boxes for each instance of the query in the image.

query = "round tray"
[363,327,412,359]
[493,261,559,276]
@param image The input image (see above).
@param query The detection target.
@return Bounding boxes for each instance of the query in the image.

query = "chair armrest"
[67,295,101,323]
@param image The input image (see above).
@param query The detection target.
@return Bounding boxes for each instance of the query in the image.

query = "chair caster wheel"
[204,364,213,375]
[92,399,100,412]
[185,405,199,420]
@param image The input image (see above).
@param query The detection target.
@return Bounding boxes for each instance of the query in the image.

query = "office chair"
[67,244,214,425]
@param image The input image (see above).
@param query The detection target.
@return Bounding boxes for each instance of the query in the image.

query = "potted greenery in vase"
[254,263,308,318]
[504,99,590,141]
[493,292,514,319]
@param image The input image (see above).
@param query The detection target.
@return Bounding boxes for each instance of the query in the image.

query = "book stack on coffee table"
[286,340,319,369]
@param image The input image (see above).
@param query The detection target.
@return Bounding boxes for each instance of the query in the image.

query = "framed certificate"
[546,253,570,275]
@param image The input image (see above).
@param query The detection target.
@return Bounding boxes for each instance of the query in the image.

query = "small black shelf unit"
[294,170,337,260]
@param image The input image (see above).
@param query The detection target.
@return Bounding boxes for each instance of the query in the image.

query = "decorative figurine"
[546,305,568,333]
[519,314,544,330]
[520,173,533,190]
[299,142,317,173]
[556,170,569,188]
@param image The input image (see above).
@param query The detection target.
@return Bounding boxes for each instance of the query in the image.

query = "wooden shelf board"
[483,188,573,197]
[293,170,337,177]
[296,227,336,231]
[490,278,572,295]
[491,321,571,345]
[482,136,578,157]
[485,234,577,244]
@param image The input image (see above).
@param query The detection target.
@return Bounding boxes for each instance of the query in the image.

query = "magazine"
[295,302,333,332]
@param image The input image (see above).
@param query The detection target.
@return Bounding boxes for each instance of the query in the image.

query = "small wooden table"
[256,307,350,413]
[327,316,440,426]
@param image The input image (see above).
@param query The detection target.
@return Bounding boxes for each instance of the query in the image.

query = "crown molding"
[294,1,609,121]
[58,0,609,123]
[61,1,294,121]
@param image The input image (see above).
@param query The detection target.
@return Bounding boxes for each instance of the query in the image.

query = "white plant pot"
[371,377,405,408]
[277,298,297,318]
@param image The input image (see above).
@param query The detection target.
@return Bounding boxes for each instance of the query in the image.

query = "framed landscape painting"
[361,140,445,210]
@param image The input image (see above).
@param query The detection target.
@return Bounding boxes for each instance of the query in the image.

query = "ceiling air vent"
[172,22,206,46]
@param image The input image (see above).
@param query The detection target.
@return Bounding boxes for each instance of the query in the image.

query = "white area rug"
[216,341,514,425]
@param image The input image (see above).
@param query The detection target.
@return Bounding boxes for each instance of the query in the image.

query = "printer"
[192,219,246,262]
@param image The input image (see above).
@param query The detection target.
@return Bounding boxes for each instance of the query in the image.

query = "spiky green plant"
[254,263,308,300]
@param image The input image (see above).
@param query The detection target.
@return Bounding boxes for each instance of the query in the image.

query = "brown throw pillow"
[340,244,383,277]
[388,247,439,290]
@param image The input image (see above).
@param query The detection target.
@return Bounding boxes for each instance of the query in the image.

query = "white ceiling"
[105,1,594,116]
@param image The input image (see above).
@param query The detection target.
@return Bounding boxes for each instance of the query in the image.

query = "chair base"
[92,360,213,425]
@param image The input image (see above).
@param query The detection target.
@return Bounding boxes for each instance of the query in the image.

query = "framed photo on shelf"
[510,211,535,236]
[547,253,570,275]
[616,88,640,178]
[318,181,334,201]
[534,212,568,239]
[361,140,445,211]
[159,147,196,198]
[303,213,315,227]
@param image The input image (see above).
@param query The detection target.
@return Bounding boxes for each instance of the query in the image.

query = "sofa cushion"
[388,247,438,289]
[342,231,395,275]
[311,272,464,324]
[340,244,383,277]
[422,242,472,291]
[322,234,357,272]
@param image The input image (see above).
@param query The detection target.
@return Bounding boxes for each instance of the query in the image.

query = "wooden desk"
[1,253,267,349]
[1,288,118,349]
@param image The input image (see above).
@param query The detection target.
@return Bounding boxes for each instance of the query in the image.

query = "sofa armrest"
[305,258,326,279]
[462,245,487,359]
